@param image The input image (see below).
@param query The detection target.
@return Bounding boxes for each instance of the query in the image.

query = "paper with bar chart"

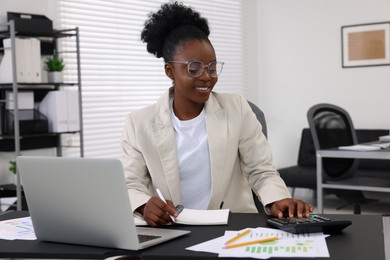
[187,227,329,258]
[0,216,36,240]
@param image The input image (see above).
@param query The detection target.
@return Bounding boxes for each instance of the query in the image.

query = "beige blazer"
[122,88,291,213]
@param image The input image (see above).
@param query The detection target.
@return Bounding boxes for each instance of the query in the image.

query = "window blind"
[57,0,248,158]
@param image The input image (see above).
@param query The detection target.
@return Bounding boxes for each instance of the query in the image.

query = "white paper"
[0,216,36,240]
[338,144,380,151]
[379,135,390,142]
[134,208,229,226]
[175,208,229,225]
[187,227,330,259]
[186,234,227,254]
[371,143,390,149]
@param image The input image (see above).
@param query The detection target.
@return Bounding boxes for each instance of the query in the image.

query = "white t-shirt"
[171,102,211,209]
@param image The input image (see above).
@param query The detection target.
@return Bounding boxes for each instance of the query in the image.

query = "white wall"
[0,0,54,23]
[255,0,390,168]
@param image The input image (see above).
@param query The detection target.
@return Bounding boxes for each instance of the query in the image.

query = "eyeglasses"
[167,60,224,78]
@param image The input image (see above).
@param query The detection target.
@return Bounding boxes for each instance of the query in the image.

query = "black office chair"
[278,129,317,197]
[307,103,375,214]
[247,100,267,213]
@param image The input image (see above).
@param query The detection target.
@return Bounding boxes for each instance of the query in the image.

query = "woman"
[122,2,313,227]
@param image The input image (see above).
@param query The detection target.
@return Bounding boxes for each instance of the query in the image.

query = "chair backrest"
[297,128,316,167]
[307,103,359,180]
[247,100,267,213]
[248,100,267,138]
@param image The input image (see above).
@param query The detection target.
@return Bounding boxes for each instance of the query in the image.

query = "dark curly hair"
[141,1,210,61]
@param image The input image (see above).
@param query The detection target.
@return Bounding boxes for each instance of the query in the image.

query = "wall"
[256,0,390,168]
[0,0,55,184]
[0,0,54,23]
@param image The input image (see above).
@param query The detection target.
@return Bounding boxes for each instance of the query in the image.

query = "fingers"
[271,199,314,219]
[142,197,177,227]
[166,200,178,217]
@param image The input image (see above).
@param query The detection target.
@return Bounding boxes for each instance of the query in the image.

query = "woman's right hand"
[138,196,177,227]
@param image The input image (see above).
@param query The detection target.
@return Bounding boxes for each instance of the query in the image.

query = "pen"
[156,188,176,222]
[223,236,278,249]
[225,229,251,245]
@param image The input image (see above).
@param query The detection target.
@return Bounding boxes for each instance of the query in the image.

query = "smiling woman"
[122,1,313,227]
[57,0,248,158]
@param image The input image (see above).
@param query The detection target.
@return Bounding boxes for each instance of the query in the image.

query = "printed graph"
[219,227,329,258]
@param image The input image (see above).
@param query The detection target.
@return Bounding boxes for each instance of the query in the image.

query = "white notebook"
[134,208,230,226]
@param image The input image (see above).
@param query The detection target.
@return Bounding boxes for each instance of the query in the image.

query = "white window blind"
[57,0,248,158]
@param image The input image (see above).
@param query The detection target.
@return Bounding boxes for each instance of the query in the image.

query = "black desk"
[0,211,385,260]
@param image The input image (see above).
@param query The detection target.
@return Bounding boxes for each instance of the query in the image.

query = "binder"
[0,38,25,82]
[67,89,80,132]
[39,90,68,132]
[39,89,80,132]
[5,91,34,110]
[23,38,32,82]
[30,38,42,82]
[0,37,41,83]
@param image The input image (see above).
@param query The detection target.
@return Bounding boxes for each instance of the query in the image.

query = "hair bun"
[141,1,209,58]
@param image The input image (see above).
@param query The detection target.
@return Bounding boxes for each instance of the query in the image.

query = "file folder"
[5,91,34,110]
[39,90,80,132]
[39,90,68,132]
[67,89,80,132]
[0,38,41,83]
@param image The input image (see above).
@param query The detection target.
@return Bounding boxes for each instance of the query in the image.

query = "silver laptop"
[16,156,190,250]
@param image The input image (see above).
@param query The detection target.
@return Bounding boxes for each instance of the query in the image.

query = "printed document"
[0,216,36,240]
[187,227,330,258]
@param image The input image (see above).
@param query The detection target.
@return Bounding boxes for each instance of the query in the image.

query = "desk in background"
[0,211,387,260]
[316,148,390,213]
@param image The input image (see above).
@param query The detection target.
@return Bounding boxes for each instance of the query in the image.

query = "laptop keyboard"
[138,234,162,243]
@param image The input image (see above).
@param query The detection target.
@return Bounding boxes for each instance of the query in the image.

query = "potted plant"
[9,160,16,175]
[9,160,17,184]
[44,54,65,83]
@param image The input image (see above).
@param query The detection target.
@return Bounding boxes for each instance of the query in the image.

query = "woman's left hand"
[270,198,314,219]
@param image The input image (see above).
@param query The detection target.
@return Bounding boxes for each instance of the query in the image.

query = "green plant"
[9,160,16,175]
[44,55,65,72]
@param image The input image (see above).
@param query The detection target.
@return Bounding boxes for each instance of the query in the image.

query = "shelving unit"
[0,20,84,210]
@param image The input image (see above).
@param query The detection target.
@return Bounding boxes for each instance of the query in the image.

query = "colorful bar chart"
[218,227,329,258]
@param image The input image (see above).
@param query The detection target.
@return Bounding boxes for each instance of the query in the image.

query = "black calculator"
[266,214,352,234]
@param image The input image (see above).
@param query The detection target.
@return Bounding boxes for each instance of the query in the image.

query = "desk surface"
[318,147,390,159]
[0,211,386,260]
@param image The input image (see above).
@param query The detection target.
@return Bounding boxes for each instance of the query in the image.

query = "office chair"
[247,100,267,213]
[307,103,374,214]
[278,128,317,197]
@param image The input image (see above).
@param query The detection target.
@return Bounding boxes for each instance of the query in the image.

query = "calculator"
[266,214,352,234]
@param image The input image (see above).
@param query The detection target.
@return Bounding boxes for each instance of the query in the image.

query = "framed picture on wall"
[341,22,390,68]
